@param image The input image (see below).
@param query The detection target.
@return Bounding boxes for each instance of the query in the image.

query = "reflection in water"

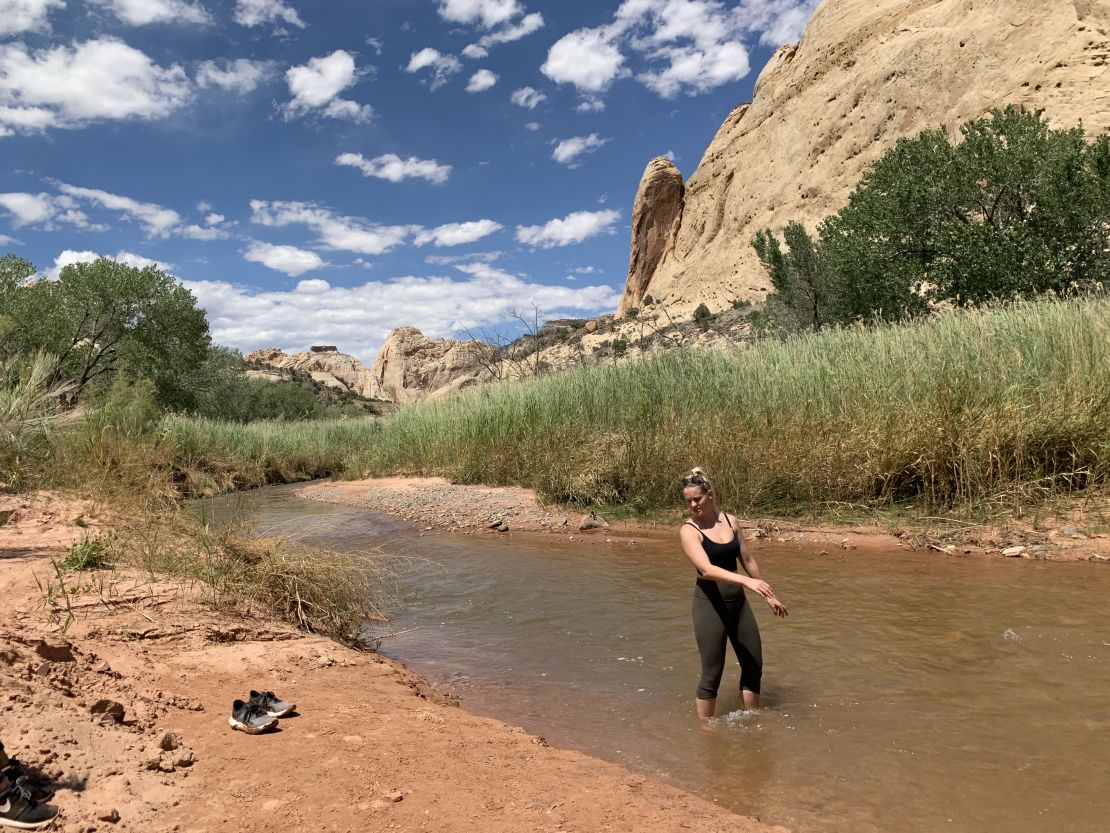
[205,485,1110,833]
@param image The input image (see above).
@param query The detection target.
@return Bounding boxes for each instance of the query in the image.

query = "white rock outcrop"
[618,0,1110,317]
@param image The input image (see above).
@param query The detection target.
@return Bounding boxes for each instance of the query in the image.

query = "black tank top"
[687,513,740,572]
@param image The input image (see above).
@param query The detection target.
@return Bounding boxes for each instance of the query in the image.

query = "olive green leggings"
[692,580,763,699]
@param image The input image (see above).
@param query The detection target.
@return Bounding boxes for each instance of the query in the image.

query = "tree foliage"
[0,257,211,409]
[754,107,1110,331]
[752,222,833,332]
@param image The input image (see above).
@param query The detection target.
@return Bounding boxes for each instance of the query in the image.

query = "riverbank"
[0,491,786,833]
[296,477,1110,563]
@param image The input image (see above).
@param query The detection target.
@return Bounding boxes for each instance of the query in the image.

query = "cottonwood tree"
[1,257,211,409]
[755,107,1110,328]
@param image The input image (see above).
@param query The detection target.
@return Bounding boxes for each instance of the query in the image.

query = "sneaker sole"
[0,814,59,830]
[227,716,277,734]
[263,704,295,717]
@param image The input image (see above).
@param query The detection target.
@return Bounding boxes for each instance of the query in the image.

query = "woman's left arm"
[732,514,788,617]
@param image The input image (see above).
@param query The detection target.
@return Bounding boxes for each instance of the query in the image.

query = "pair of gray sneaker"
[228,690,296,734]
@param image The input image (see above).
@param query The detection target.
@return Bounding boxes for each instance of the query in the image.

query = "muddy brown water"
[207,486,1110,833]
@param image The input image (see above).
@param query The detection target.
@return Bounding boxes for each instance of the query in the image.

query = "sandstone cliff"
[369,327,493,405]
[245,346,390,401]
[618,0,1110,316]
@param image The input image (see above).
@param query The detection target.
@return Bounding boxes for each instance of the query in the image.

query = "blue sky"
[0,0,817,361]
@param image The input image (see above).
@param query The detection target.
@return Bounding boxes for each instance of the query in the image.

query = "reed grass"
[161,297,1110,519]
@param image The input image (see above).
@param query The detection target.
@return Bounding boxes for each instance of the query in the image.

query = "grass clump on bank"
[163,297,1110,520]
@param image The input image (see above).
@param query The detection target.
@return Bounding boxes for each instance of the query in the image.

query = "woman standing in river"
[679,467,788,720]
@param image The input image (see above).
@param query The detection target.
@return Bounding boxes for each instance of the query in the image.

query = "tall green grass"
[162,298,1110,517]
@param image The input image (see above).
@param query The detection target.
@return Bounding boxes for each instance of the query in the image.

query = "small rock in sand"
[1001,546,1026,557]
[98,808,121,824]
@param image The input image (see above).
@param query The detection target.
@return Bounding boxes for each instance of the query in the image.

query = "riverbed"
[209,485,1110,833]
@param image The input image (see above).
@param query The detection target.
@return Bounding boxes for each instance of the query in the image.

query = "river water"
[208,486,1110,833]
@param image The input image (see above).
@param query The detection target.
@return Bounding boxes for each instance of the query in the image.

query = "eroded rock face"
[617,156,685,315]
[369,327,492,405]
[625,0,1110,317]
[245,347,389,401]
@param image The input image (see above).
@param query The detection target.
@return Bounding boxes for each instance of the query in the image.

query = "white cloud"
[182,269,621,361]
[0,192,61,227]
[284,51,371,122]
[0,191,96,229]
[424,250,502,265]
[196,58,273,93]
[438,1,544,54]
[472,11,543,48]
[205,212,224,225]
[251,199,416,256]
[244,241,324,276]
[0,0,65,36]
[551,133,610,167]
[335,152,452,184]
[465,68,498,93]
[524,121,540,131]
[35,183,230,240]
[540,0,814,102]
[733,0,820,46]
[0,38,191,136]
[510,86,545,109]
[0,234,17,246]
[437,0,521,28]
[233,0,304,29]
[57,183,181,237]
[576,98,605,113]
[412,220,503,247]
[541,27,625,94]
[93,0,212,26]
[516,209,621,248]
[405,47,461,90]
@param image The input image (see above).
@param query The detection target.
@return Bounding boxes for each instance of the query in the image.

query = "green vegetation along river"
[208,485,1110,833]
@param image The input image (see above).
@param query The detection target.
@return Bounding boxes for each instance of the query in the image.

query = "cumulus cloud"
[251,199,504,255]
[405,47,461,90]
[524,121,540,131]
[510,86,545,109]
[551,133,609,167]
[181,268,621,361]
[437,0,521,28]
[437,1,544,54]
[244,241,324,276]
[233,0,304,29]
[92,0,212,26]
[0,0,65,36]
[251,199,416,256]
[284,50,372,122]
[541,27,625,95]
[11,183,231,240]
[0,38,191,136]
[57,183,181,237]
[196,58,274,93]
[335,152,452,184]
[541,0,816,102]
[515,209,621,248]
[412,220,503,247]
[465,68,498,93]
[733,0,820,46]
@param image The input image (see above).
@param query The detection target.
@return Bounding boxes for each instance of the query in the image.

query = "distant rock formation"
[369,327,492,405]
[245,347,389,401]
[618,0,1110,317]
